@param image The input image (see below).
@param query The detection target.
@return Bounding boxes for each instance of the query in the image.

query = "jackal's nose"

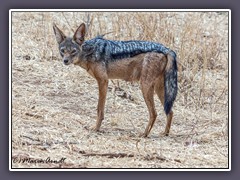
[63,59,69,64]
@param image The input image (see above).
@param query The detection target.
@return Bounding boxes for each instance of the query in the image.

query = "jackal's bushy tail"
[164,51,178,115]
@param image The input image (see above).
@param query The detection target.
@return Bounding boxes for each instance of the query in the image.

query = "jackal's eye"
[60,48,65,54]
[71,48,77,54]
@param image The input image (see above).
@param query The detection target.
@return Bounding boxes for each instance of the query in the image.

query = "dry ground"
[11,11,229,169]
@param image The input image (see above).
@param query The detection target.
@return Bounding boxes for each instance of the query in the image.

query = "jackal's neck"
[74,55,89,70]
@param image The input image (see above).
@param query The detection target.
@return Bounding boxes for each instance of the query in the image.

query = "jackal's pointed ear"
[73,23,86,45]
[53,23,66,44]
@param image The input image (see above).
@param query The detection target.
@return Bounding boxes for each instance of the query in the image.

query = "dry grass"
[11,11,229,169]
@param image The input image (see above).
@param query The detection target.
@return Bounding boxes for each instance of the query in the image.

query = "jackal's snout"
[63,58,70,65]
[62,53,72,65]
[62,52,80,65]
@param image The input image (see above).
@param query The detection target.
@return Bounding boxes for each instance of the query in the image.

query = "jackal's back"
[81,36,176,63]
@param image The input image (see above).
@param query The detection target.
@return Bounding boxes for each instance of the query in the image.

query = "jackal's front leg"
[92,79,108,131]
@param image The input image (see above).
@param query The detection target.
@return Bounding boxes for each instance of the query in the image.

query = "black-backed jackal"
[53,23,178,137]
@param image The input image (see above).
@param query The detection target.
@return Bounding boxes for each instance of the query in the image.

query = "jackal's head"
[53,23,86,65]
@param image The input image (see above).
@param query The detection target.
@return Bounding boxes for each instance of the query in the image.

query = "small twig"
[135,139,141,154]
[20,135,40,142]
[84,13,92,37]
[82,152,134,158]
[214,87,227,104]
[25,112,43,119]
[98,31,115,38]
[143,155,166,161]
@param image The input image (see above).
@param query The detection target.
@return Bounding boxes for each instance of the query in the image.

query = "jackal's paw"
[139,132,148,138]
[90,126,100,132]
[162,131,169,136]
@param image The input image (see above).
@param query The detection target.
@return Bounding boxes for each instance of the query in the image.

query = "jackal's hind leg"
[154,79,173,136]
[140,81,157,138]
